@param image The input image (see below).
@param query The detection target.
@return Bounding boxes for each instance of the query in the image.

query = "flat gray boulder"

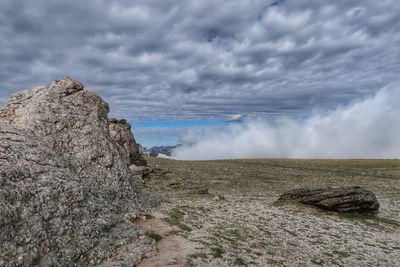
[278,186,380,212]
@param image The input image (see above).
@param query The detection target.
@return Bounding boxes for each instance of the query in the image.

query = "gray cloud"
[0,0,399,120]
[173,83,400,159]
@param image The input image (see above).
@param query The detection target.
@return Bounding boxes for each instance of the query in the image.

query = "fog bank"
[172,83,400,160]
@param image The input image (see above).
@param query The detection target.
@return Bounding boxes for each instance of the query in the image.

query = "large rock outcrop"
[109,118,147,166]
[0,77,159,266]
[278,186,380,212]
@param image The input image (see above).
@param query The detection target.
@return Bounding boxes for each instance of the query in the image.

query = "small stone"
[130,165,151,177]
[167,258,178,265]
[213,195,226,201]
[194,186,209,195]
[167,182,179,188]
[311,258,325,265]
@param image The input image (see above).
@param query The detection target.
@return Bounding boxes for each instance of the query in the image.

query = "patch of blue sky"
[134,133,181,148]
[131,119,229,129]
[131,119,230,147]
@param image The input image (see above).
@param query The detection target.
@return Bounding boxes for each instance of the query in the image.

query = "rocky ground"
[139,158,400,267]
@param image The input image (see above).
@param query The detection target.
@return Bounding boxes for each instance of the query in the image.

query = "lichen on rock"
[0,76,160,266]
[109,118,147,167]
[278,186,380,212]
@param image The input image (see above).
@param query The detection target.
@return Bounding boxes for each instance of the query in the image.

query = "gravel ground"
[141,158,400,267]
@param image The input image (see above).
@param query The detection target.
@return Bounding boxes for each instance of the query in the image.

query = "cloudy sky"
[1,0,399,149]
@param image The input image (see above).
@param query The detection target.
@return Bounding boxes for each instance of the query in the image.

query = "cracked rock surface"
[109,118,147,167]
[0,77,159,266]
[278,186,380,212]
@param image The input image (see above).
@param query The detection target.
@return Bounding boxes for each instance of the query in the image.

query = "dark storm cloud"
[0,0,399,119]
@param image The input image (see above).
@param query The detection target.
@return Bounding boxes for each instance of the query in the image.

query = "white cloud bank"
[172,83,400,160]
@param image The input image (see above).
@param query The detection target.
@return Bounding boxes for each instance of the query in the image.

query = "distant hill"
[143,145,182,157]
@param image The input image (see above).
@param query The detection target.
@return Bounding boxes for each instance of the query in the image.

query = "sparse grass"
[267,258,282,265]
[333,250,352,258]
[191,239,211,247]
[187,252,208,259]
[165,206,192,232]
[144,230,162,241]
[234,257,247,266]
[257,241,268,248]
[167,229,181,236]
[226,229,243,240]
[210,245,225,258]
[185,258,195,267]
[213,228,244,244]
[146,157,400,267]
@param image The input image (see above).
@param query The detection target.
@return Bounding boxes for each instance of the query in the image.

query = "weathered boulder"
[109,118,147,166]
[278,186,380,212]
[130,165,151,178]
[0,77,159,266]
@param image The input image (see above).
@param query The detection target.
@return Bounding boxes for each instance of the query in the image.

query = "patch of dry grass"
[145,158,400,266]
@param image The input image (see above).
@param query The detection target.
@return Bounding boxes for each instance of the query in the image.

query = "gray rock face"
[278,186,380,212]
[0,77,159,266]
[109,119,147,166]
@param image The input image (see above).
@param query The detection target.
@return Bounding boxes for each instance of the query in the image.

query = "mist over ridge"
[172,83,400,160]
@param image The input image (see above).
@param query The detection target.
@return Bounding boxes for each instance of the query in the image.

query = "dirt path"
[138,206,196,267]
